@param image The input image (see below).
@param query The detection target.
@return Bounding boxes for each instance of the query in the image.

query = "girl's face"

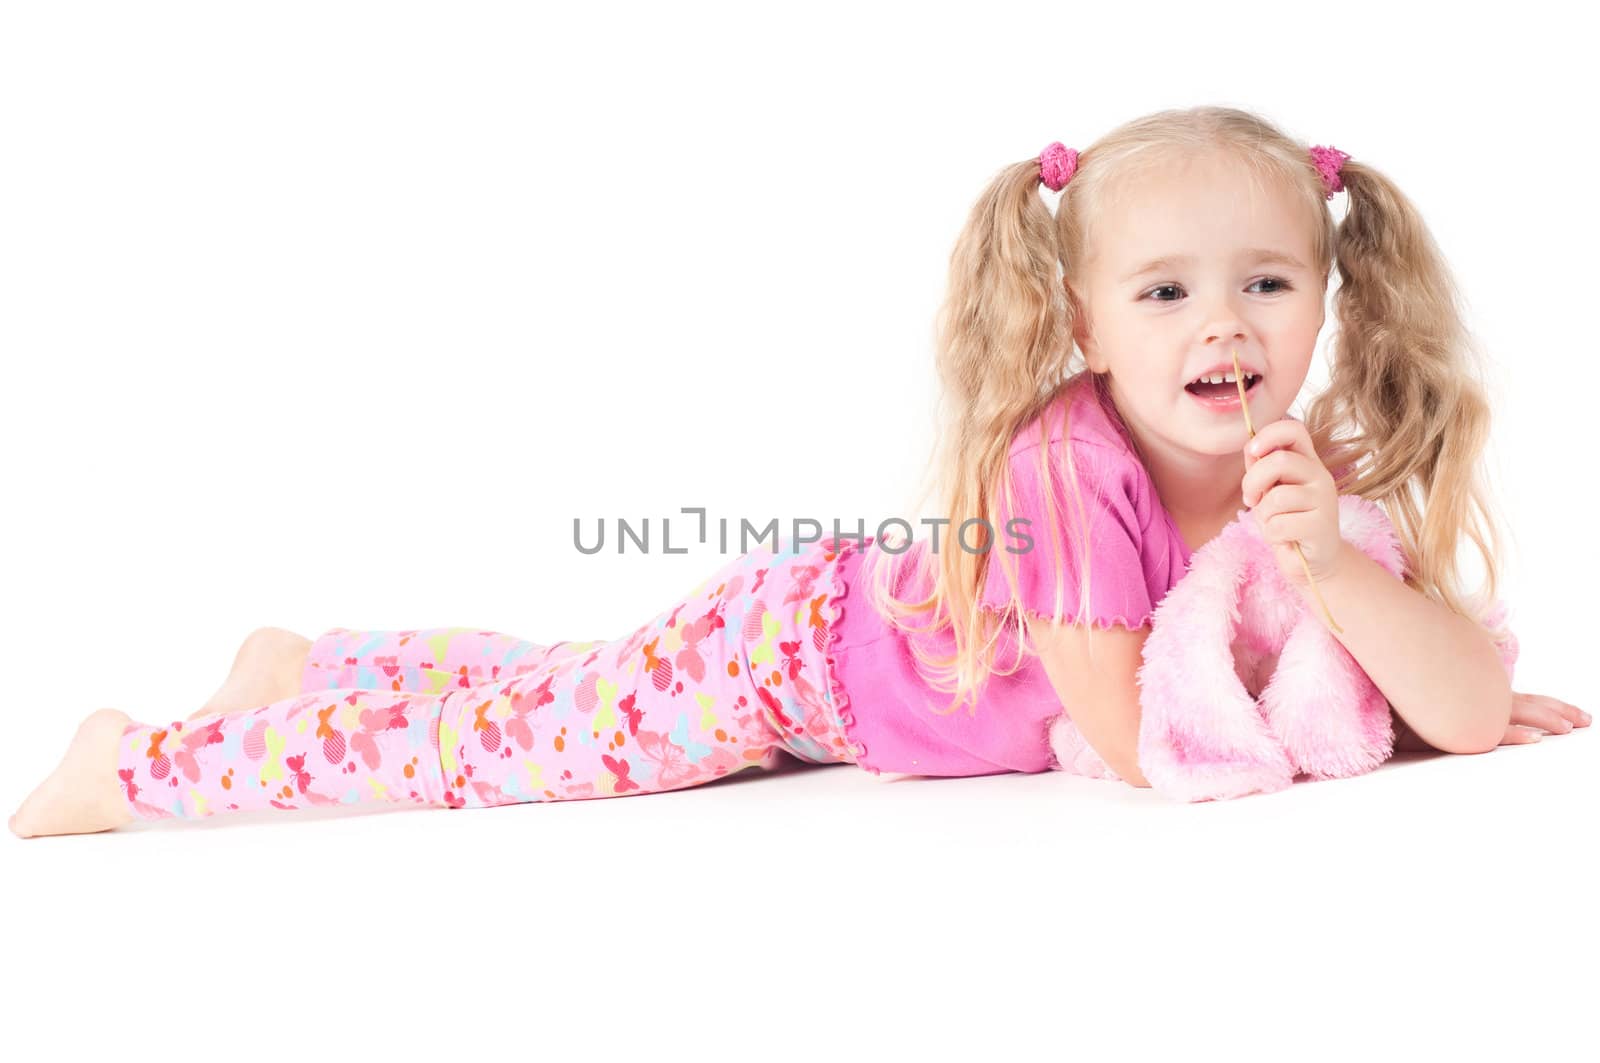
[1071,154,1327,460]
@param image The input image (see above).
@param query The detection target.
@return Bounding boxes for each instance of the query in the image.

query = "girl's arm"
[1299,540,1511,755]
[1034,619,1153,787]
[1241,419,1512,756]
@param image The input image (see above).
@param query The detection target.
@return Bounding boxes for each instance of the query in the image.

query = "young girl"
[10,104,1588,838]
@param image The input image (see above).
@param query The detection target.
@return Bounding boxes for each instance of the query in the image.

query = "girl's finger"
[1511,695,1576,734]
[1550,698,1591,727]
[1498,724,1543,746]
[1255,508,1327,548]
[1246,418,1316,465]
[1247,481,1314,512]
[1510,705,1570,735]
[1244,420,1292,460]
[1243,451,1312,493]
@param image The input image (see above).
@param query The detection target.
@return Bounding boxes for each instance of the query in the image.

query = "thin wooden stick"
[1233,348,1343,635]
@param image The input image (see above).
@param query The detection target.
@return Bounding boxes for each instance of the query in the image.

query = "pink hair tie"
[1309,144,1351,199]
[1038,141,1079,191]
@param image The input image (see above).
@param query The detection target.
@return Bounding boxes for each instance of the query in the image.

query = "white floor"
[7,722,1594,1060]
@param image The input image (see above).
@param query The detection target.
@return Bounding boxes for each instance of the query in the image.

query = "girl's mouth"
[1185,373,1262,411]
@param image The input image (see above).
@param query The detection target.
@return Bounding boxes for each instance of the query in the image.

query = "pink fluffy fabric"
[1047,494,1520,801]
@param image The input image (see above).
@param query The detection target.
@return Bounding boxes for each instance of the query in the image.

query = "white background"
[3,2,1594,1059]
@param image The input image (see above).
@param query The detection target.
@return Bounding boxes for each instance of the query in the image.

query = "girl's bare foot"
[189,627,314,721]
[10,708,135,839]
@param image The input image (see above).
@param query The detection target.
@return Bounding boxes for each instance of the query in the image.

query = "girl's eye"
[1142,277,1294,302]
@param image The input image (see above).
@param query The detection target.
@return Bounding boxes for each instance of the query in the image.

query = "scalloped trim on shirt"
[976,599,1153,634]
[815,534,881,775]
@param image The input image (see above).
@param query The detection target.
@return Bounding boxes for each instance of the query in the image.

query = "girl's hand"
[1498,690,1592,745]
[1241,418,1345,587]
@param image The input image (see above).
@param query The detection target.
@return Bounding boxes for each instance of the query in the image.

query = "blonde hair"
[860,104,1515,718]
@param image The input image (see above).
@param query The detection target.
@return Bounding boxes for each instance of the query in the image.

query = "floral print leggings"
[116,537,866,823]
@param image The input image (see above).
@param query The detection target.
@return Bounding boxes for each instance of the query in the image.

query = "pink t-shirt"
[828,372,1195,777]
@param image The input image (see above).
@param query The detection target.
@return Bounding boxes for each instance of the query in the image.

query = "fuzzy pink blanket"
[1048,495,1519,801]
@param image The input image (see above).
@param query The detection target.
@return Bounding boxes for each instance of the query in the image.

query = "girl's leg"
[130,539,860,815]
[119,685,454,821]
[189,627,315,721]
[431,539,860,806]
[11,629,615,835]
[12,538,859,835]
[115,623,650,822]
[299,626,593,697]
[188,625,562,725]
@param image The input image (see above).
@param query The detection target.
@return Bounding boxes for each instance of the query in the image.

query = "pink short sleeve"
[980,439,1154,629]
